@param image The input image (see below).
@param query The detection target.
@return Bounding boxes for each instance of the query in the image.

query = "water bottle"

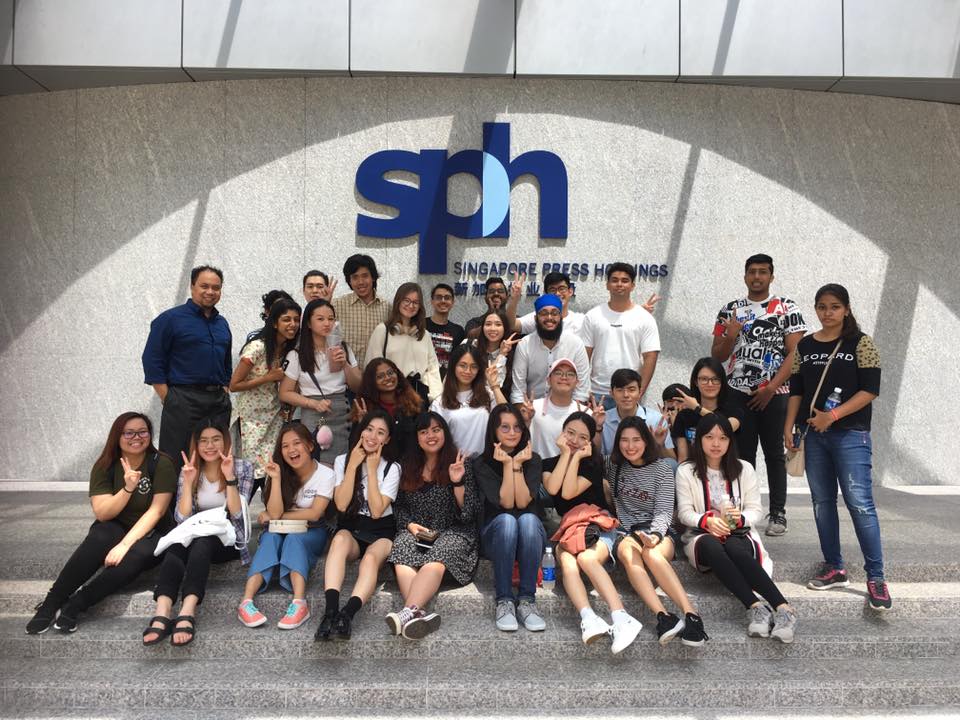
[541,546,556,590]
[719,492,738,530]
[824,387,842,412]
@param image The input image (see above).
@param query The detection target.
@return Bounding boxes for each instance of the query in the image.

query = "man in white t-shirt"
[582,263,661,402]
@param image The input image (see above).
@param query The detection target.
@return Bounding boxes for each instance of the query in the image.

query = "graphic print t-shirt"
[713,296,806,395]
[425,319,465,379]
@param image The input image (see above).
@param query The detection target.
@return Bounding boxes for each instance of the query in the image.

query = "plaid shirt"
[332,292,391,366]
[173,459,254,565]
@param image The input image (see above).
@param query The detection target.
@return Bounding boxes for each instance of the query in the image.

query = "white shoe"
[580,613,612,644]
[610,615,643,654]
[495,600,519,632]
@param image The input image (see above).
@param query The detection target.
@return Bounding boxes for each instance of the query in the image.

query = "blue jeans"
[804,428,885,579]
[481,512,546,603]
[249,527,330,593]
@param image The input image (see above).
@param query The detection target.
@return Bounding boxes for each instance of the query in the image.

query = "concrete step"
[4,656,959,713]
[2,613,956,662]
[4,579,956,622]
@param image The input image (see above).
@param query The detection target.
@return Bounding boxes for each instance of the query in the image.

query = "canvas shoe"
[495,600,519,632]
[237,599,267,628]
[580,613,612,644]
[680,613,709,647]
[655,611,685,645]
[610,614,643,654]
[386,606,417,636]
[402,611,442,640]
[517,599,546,632]
[277,599,310,630]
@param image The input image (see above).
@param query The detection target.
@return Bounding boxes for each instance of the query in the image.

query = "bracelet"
[122,485,135,494]
[450,479,466,488]
[226,479,238,487]
[830,408,840,422]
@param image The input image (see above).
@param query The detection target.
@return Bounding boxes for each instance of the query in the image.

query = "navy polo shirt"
[142,299,232,386]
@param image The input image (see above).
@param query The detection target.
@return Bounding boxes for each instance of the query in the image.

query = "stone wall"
[1,76,958,484]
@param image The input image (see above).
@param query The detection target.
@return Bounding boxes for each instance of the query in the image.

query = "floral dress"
[388,465,481,586]
[231,339,283,478]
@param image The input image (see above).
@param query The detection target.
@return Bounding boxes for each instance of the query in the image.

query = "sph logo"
[355,122,568,274]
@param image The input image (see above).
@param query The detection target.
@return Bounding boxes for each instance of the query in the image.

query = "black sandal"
[171,615,196,647]
[142,616,173,646]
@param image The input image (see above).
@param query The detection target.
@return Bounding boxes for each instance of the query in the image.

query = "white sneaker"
[747,603,774,638]
[610,615,643,654]
[580,613,612,644]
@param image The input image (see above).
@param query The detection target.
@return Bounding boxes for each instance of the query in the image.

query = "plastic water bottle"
[824,387,842,412]
[719,492,738,530]
[541,547,556,590]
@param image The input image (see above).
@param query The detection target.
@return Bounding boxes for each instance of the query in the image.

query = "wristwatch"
[226,479,238,487]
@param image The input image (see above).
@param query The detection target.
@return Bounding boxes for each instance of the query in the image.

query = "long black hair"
[297,298,336,374]
[441,344,491,410]
[687,356,730,406]
[690,413,743,484]
[609,415,660,467]
[815,283,861,340]
[343,409,399,516]
[399,412,458,493]
[243,297,302,367]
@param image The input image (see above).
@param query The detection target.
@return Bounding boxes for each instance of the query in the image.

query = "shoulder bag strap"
[806,339,844,419]
[382,324,389,358]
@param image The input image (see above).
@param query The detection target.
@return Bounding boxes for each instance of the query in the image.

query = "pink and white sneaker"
[277,599,310,630]
[237,599,267,628]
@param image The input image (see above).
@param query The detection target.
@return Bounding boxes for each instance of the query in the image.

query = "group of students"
[24,252,891,654]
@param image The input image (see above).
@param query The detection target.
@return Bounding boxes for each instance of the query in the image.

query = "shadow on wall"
[0,76,958,486]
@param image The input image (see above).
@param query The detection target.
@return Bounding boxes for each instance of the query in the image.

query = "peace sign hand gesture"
[120,457,141,493]
[264,460,282,482]
[500,333,520,356]
[179,451,198,487]
[352,397,368,419]
[320,278,338,301]
[449,450,466,484]
[587,395,607,428]
[519,392,535,423]
[485,363,501,389]
[673,387,700,412]
[641,293,661,314]
[653,416,671,447]
[219,451,235,480]
[510,273,526,300]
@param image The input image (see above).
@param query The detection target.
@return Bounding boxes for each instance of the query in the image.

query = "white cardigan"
[675,459,772,575]
[365,323,442,402]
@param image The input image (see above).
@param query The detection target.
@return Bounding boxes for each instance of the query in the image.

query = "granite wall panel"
[0,77,956,485]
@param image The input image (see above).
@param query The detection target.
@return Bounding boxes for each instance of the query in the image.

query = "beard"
[536,318,563,342]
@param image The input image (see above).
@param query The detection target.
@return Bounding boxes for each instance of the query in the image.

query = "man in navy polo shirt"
[142,265,232,471]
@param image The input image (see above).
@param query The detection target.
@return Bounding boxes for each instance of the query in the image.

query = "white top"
[529,397,590,460]
[294,461,337,509]
[333,454,401,517]
[365,323,442,401]
[581,303,661,394]
[284,345,358,397]
[509,331,591,403]
[519,309,585,339]
[195,475,226,511]
[430,390,493,457]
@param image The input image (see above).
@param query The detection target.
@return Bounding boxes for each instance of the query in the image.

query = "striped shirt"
[332,292,391,366]
[604,456,675,538]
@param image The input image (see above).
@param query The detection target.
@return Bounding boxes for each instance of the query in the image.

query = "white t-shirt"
[333,454,401,517]
[430,390,494,457]
[284,345,358,397]
[294,461,337,509]
[581,303,661,394]
[519,309,585,339]
[196,475,226,511]
[529,397,590,460]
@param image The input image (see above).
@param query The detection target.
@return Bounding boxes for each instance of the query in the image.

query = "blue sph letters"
[355,122,568,274]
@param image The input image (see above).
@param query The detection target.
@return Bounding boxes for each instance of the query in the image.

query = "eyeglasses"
[304,283,326,291]
[486,288,507,296]
[551,370,577,379]
[121,430,150,440]
[400,298,420,308]
[697,376,722,385]
[375,369,397,381]
[547,285,570,294]
[198,437,224,446]
[537,310,561,318]
[433,294,454,302]
[498,424,522,434]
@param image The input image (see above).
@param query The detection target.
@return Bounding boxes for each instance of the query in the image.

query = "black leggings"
[48,520,162,611]
[154,536,238,604]
[696,534,787,609]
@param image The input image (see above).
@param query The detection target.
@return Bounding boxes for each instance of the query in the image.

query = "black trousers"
[731,391,788,515]
[48,520,162,611]
[160,385,231,472]
[696,534,786,609]
[154,536,239,604]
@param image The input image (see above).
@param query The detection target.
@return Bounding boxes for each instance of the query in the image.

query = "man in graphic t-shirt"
[711,253,806,537]
[425,283,465,380]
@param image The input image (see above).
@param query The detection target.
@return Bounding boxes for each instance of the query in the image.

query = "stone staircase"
[2,487,959,717]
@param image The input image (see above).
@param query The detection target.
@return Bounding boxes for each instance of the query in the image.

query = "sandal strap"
[172,615,196,634]
[143,616,173,638]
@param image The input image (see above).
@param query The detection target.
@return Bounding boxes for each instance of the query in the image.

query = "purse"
[786,339,843,477]
[305,368,335,453]
[266,519,308,534]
